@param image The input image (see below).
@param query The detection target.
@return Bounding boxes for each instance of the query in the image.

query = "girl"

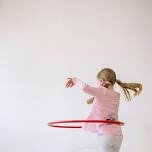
[66,68,142,152]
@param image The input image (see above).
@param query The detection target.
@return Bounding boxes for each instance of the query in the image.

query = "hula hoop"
[48,120,125,128]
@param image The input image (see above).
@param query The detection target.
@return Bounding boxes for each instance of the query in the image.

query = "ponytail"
[86,97,94,104]
[116,79,142,101]
[85,79,142,104]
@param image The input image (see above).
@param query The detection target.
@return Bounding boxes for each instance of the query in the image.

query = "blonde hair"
[86,68,142,104]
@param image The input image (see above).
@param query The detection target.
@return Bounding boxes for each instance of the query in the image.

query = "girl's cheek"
[101,82,105,86]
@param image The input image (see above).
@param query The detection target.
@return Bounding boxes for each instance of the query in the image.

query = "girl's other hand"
[66,78,75,88]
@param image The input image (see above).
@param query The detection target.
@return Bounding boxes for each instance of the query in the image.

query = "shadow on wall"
[71,146,99,152]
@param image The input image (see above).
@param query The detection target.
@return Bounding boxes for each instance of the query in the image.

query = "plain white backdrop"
[0,0,152,152]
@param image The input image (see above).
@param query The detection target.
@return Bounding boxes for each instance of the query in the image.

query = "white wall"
[0,0,152,152]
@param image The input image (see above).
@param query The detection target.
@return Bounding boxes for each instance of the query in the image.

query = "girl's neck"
[104,84,114,91]
[100,84,114,90]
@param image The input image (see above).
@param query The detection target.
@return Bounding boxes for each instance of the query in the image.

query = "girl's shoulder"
[100,86,120,97]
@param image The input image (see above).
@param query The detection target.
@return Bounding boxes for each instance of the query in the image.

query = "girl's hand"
[66,78,75,88]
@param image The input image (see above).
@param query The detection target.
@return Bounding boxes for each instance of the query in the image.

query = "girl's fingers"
[66,82,69,87]
[66,77,74,88]
[66,81,72,88]
[66,79,72,86]
[66,82,71,88]
[69,84,72,87]
[66,83,68,87]
[66,80,74,88]
[69,82,74,87]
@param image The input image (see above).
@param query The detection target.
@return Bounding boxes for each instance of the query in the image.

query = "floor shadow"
[71,146,99,152]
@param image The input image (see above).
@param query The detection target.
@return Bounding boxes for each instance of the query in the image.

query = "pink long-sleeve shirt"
[72,77,122,135]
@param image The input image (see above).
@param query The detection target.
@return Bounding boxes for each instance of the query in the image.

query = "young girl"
[66,68,142,152]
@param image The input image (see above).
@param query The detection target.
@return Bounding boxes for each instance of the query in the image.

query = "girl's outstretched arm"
[66,77,103,97]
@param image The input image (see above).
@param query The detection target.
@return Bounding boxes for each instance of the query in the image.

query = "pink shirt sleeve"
[72,77,104,97]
